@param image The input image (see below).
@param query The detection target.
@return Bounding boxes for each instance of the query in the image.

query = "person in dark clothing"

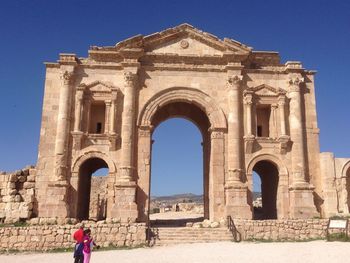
[73,226,84,263]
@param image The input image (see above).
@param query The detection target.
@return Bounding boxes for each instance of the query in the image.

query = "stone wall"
[0,223,146,251]
[89,176,108,220]
[234,219,330,241]
[0,167,36,223]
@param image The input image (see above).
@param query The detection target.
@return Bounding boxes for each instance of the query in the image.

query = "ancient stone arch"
[246,154,289,219]
[69,151,116,219]
[71,151,116,175]
[136,87,227,221]
[29,23,344,223]
[138,87,227,130]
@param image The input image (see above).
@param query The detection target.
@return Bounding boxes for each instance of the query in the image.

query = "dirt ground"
[1,240,349,263]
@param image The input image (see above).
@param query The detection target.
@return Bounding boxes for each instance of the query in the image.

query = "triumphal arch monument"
[17,24,349,223]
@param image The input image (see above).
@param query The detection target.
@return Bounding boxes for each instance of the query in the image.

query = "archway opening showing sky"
[151,118,203,197]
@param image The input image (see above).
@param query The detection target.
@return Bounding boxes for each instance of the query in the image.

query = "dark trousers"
[74,243,84,263]
[74,255,83,263]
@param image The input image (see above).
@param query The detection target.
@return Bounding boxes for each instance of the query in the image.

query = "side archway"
[246,154,289,219]
[341,161,350,214]
[70,151,116,219]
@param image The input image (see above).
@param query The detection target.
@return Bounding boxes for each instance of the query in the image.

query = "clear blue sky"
[0,0,349,196]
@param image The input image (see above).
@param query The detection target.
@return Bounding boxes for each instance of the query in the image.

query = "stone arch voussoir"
[246,153,288,176]
[72,151,116,174]
[341,160,350,178]
[138,87,227,130]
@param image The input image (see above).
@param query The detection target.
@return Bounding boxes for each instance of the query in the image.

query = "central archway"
[136,87,227,222]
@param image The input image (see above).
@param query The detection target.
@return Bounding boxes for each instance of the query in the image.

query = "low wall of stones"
[0,167,36,223]
[234,219,332,241]
[0,223,146,251]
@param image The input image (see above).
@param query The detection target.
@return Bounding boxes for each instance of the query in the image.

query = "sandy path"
[0,241,349,263]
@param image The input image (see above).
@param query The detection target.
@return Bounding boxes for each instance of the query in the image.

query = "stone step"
[149,227,235,245]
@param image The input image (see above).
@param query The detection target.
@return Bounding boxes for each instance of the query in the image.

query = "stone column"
[245,93,253,136]
[119,71,138,182]
[243,91,255,154]
[270,103,278,138]
[227,75,244,184]
[288,76,307,184]
[288,74,318,218]
[72,87,84,151]
[225,74,251,219]
[278,95,287,136]
[208,129,226,221]
[136,126,152,222]
[104,100,111,134]
[54,70,74,182]
[111,70,138,222]
[109,94,117,134]
[73,89,83,132]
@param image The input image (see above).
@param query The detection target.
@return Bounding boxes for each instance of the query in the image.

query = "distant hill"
[152,193,203,204]
[152,192,262,204]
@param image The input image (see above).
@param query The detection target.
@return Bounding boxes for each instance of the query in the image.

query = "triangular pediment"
[78,81,118,93]
[113,23,251,56]
[246,84,285,97]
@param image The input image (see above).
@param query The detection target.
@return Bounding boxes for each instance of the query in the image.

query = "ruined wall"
[0,167,36,223]
[234,219,329,241]
[89,176,108,220]
[0,222,145,251]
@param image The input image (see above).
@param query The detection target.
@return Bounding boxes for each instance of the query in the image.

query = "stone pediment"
[112,23,252,56]
[246,84,285,97]
[79,81,118,93]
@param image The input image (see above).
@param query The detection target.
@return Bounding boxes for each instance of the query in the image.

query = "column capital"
[124,71,138,86]
[227,75,243,89]
[209,129,225,139]
[278,95,286,105]
[75,89,84,100]
[288,75,304,92]
[61,70,74,85]
[104,100,112,106]
[271,103,278,109]
[244,94,253,105]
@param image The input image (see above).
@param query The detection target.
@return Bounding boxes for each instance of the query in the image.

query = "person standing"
[73,226,84,263]
[83,228,98,263]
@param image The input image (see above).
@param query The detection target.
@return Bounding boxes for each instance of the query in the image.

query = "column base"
[39,181,69,218]
[289,182,319,218]
[225,183,252,219]
[110,181,138,223]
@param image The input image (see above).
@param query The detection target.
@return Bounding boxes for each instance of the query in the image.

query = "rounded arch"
[138,87,227,130]
[247,153,288,176]
[72,151,116,174]
[341,160,350,178]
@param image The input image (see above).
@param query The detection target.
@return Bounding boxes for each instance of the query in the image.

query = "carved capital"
[278,95,286,105]
[62,70,74,85]
[288,76,304,92]
[138,126,152,137]
[244,94,253,105]
[124,71,138,86]
[210,130,225,139]
[227,75,243,88]
[75,89,84,101]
